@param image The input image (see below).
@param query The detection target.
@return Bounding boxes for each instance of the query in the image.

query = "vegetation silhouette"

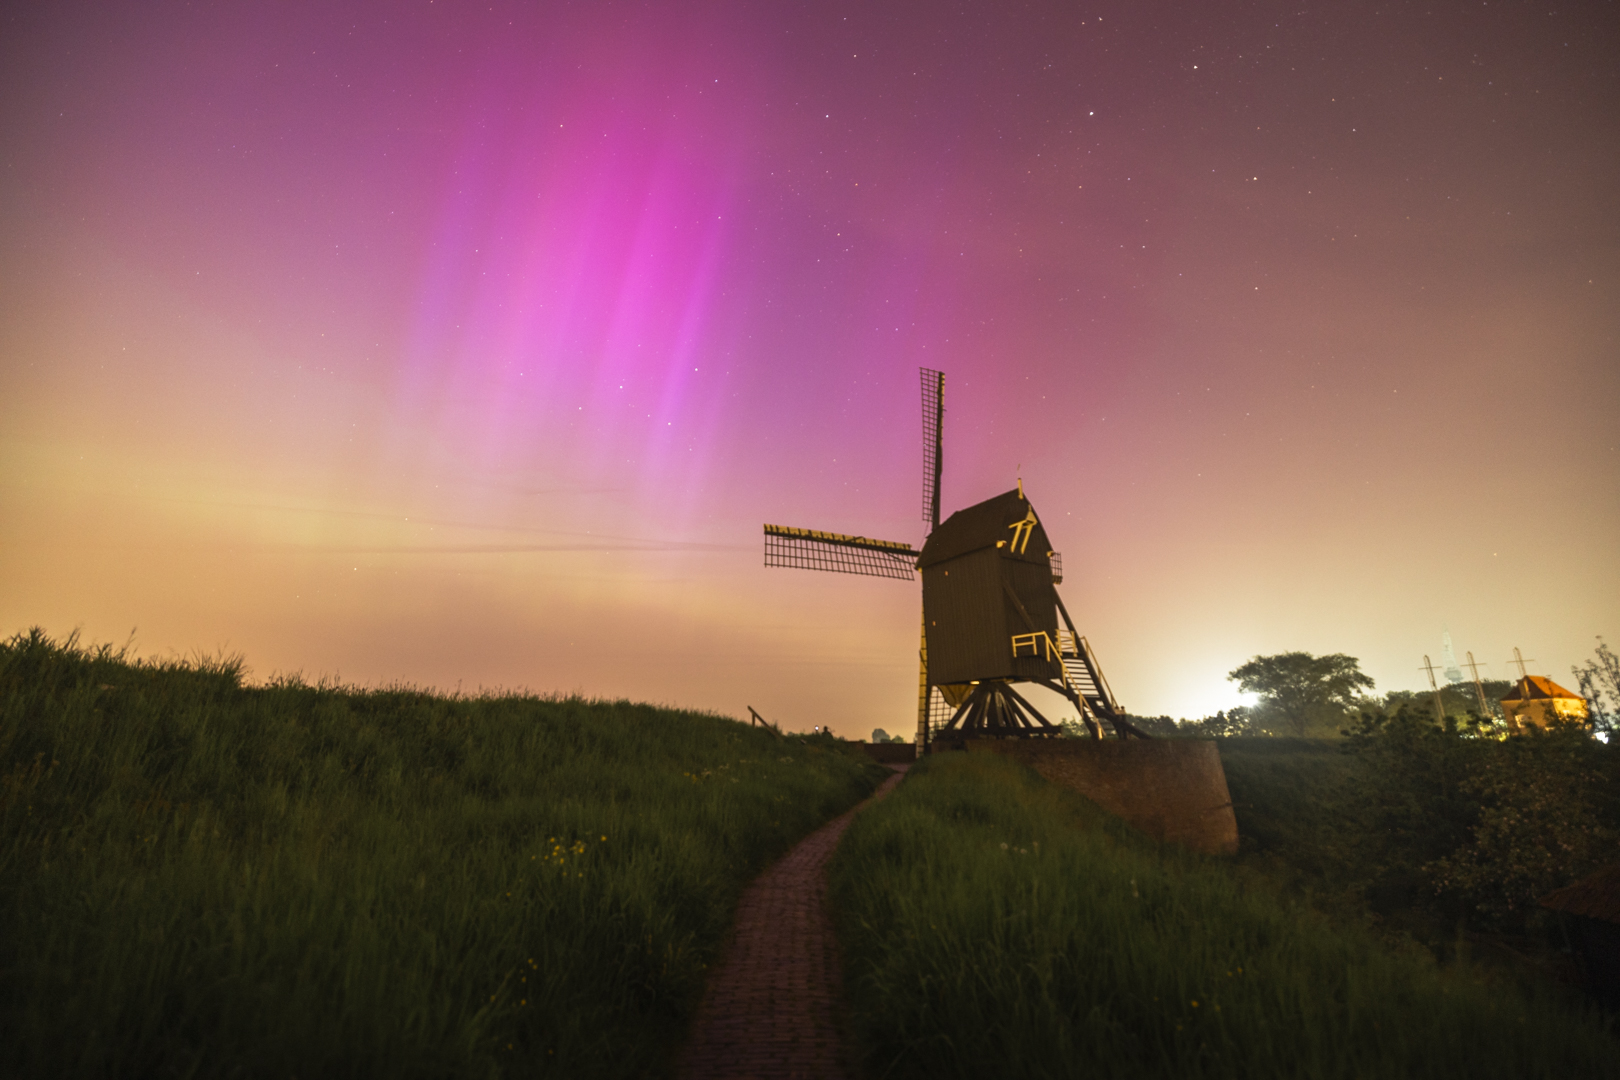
[1228,651,1375,737]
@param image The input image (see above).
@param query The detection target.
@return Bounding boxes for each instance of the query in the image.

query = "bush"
[1342,705,1620,930]
[1217,708,1620,943]
[1180,708,1259,738]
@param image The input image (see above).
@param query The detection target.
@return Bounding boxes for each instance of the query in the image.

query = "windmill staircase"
[1053,628,1152,738]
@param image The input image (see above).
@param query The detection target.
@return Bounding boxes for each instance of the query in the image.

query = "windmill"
[762,368,1146,747]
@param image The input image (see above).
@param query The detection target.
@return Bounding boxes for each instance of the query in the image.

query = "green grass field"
[828,751,1619,1079]
[0,629,885,1078]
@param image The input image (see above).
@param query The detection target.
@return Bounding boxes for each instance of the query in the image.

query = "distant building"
[1500,675,1589,731]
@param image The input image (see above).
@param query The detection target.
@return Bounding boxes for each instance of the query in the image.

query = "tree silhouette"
[1228,652,1375,737]
[1572,636,1619,733]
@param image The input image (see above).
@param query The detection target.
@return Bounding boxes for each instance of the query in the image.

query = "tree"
[1228,652,1375,737]
[1180,708,1257,738]
[1119,714,1182,737]
[1381,681,1513,726]
[1343,703,1620,931]
[1572,636,1619,734]
[1429,723,1620,925]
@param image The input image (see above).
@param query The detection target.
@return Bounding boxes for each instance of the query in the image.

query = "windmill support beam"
[916,610,931,751]
[935,679,1064,743]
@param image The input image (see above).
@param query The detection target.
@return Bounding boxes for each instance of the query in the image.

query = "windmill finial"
[1017,467,1023,500]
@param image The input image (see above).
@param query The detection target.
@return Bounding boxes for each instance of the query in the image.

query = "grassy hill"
[829,751,1619,1079]
[0,629,885,1078]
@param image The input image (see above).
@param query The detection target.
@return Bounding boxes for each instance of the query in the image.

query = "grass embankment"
[828,752,1618,1079]
[1216,738,1366,901]
[0,629,885,1078]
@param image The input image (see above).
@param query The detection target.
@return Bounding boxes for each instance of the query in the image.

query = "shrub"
[1341,705,1620,930]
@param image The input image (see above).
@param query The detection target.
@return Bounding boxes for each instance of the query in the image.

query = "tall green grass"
[0,628,884,1078]
[829,752,1618,1079]
[1216,738,1365,889]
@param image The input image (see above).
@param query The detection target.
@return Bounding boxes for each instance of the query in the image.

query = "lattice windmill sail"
[922,366,943,532]
[762,526,917,580]
[762,367,1144,746]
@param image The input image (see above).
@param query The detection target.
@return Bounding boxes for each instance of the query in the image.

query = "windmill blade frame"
[763,524,917,580]
[921,367,944,532]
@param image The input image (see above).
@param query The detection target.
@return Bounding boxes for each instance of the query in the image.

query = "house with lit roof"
[1499,675,1588,732]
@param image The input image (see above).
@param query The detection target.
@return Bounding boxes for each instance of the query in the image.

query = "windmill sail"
[763,524,917,580]
[921,367,944,532]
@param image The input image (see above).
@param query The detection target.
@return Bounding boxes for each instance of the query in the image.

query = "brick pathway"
[675,766,908,1080]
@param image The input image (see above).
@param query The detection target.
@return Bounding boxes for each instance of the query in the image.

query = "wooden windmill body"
[763,368,1145,746]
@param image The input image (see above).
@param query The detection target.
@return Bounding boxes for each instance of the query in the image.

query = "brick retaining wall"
[960,738,1239,855]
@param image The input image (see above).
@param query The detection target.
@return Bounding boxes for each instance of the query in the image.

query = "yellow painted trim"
[1006,508,1039,554]
[1011,630,1077,693]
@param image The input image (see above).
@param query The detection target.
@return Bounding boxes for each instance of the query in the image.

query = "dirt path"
[675,766,908,1080]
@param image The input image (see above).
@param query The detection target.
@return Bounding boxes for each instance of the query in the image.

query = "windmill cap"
[918,489,1053,568]
[1501,675,1583,702]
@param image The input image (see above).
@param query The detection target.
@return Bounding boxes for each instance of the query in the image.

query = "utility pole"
[1464,651,1492,719]
[1507,647,1537,682]
[1420,655,1446,725]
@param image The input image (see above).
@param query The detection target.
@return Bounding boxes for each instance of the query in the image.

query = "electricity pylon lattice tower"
[762,368,1145,747]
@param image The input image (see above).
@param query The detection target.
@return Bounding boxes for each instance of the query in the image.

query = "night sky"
[3,0,1616,728]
